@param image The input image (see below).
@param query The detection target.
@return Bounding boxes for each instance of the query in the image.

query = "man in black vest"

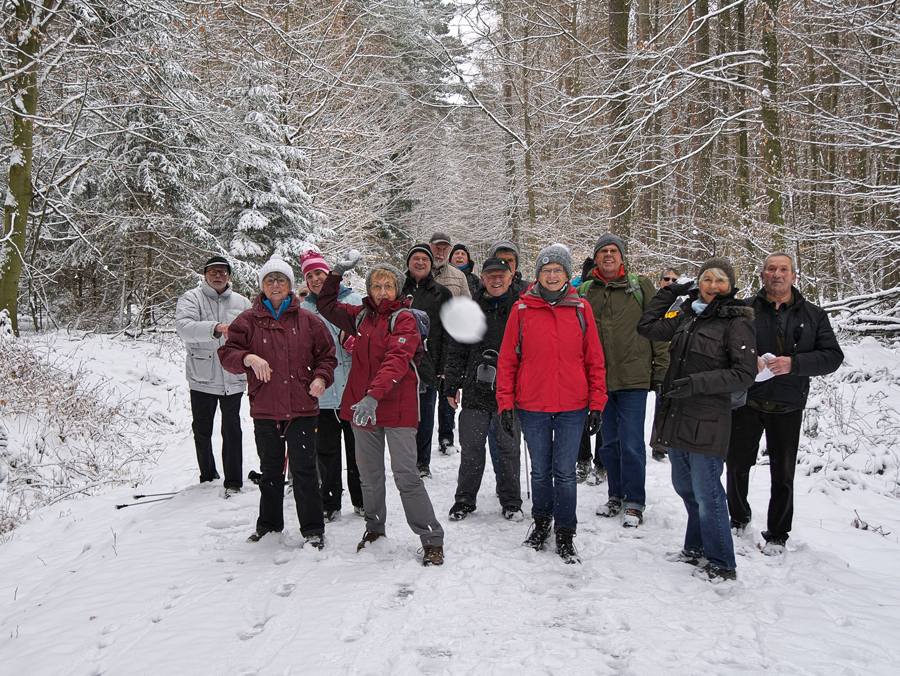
[726,252,843,554]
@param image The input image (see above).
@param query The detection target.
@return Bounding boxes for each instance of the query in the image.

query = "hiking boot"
[200,471,221,484]
[417,465,431,479]
[449,501,476,521]
[623,508,643,528]
[576,459,591,483]
[356,530,386,552]
[523,517,553,551]
[304,534,325,550]
[422,545,444,566]
[585,465,607,486]
[223,487,242,499]
[664,549,704,566]
[555,529,580,564]
[502,506,525,522]
[731,519,750,536]
[246,530,265,543]
[596,498,622,517]
[353,505,365,517]
[439,439,456,455]
[652,448,668,462]
[760,531,787,556]
[693,562,737,582]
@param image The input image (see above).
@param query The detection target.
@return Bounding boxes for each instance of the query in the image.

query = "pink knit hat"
[300,250,330,277]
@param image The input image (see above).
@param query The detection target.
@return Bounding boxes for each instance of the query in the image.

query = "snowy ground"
[2,333,900,675]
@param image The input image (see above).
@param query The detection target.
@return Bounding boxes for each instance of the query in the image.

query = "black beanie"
[406,243,435,268]
[204,255,232,274]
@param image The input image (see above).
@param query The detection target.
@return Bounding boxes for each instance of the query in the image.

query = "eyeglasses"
[263,277,290,287]
[597,248,620,256]
[206,269,229,278]
[662,276,677,282]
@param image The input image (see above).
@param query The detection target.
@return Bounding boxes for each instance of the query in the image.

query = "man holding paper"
[725,253,843,554]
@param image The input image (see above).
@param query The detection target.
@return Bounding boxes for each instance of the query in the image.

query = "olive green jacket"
[581,272,670,391]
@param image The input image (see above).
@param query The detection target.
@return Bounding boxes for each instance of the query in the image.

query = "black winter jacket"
[744,287,843,411]
[444,290,517,411]
[637,288,757,458]
[401,273,452,389]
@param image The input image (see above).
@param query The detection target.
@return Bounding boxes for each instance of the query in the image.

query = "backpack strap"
[515,303,527,357]
[354,306,369,332]
[625,272,644,308]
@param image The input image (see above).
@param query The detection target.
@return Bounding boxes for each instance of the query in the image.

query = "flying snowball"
[440,297,487,344]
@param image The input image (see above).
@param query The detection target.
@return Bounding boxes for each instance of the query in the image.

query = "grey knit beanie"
[593,232,627,258]
[487,240,520,265]
[365,262,405,294]
[258,253,295,289]
[697,257,736,290]
[534,244,573,280]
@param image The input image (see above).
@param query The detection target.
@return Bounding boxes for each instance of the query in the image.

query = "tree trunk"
[760,0,785,242]
[1,2,41,336]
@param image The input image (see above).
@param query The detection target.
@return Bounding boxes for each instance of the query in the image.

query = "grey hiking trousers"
[353,426,444,547]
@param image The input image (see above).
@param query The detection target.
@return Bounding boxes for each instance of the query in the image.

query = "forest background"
[2,0,898,336]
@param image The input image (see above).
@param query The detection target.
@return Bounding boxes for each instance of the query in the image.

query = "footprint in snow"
[239,619,268,641]
[273,583,295,597]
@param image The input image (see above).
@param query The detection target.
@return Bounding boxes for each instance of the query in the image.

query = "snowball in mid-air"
[440,297,487,344]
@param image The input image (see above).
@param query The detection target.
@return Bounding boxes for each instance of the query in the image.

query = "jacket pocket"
[187,348,216,382]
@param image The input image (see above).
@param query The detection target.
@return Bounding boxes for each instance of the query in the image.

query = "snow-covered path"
[2,334,900,675]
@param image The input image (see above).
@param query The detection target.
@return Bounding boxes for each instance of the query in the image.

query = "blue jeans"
[517,408,587,531]
[416,387,438,468]
[668,447,736,570]
[596,389,648,510]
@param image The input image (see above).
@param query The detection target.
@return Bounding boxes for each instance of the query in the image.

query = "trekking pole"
[115,496,175,509]
[133,492,178,500]
[522,437,531,500]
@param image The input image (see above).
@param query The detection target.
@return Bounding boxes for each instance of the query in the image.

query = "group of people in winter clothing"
[174,233,842,577]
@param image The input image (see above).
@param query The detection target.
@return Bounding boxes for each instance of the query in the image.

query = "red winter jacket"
[317,273,421,429]
[218,293,337,420]
[497,283,608,414]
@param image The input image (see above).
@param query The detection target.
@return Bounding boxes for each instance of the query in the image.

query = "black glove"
[650,380,664,396]
[500,409,515,437]
[665,377,693,399]
[666,280,694,296]
[333,250,362,276]
[585,410,602,436]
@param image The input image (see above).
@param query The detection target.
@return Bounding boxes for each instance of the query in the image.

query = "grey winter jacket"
[301,285,362,410]
[433,262,473,299]
[175,281,251,395]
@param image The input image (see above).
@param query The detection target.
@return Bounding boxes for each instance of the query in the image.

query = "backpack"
[355,306,430,366]
[514,302,586,357]
[578,272,644,308]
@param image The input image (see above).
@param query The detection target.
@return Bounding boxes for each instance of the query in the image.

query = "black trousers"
[437,385,456,445]
[254,416,324,538]
[726,405,803,540]
[455,409,522,510]
[190,390,243,487]
[316,409,363,511]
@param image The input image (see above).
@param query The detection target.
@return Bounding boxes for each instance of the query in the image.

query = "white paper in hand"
[440,297,487,344]
[755,352,777,382]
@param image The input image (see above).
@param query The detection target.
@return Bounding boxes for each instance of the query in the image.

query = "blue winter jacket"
[301,285,362,410]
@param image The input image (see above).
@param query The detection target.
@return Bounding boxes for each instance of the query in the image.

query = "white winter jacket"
[175,281,251,395]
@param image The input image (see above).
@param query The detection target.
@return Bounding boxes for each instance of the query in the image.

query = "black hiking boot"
[356,530,386,552]
[449,502,476,521]
[523,517,553,551]
[555,529,580,564]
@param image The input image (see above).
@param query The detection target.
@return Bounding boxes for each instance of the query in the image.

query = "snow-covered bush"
[0,335,163,533]
[797,338,900,498]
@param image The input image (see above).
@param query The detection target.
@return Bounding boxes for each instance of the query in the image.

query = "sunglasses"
[662,276,677,282]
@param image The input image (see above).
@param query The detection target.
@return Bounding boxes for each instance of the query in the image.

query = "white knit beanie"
[258,254,295,289]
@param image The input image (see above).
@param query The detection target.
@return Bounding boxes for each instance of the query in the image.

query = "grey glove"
[351,394,378,427]
[333,249,362,276]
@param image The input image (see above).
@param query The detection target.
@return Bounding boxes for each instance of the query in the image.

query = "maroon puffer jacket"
[218,293,337,420]
[317,273,420,429]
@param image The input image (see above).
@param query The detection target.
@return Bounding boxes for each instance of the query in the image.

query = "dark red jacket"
[317,273,420,429]
[497,283,608,414]
[218,293,337,420]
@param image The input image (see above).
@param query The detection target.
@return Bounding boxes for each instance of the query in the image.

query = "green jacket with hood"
[580,271,670,391]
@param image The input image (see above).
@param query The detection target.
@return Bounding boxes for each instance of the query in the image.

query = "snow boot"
[449,501,476,521]
[596,498,622,517]
[623,508,643,528]
[502,506,525,522]
[304,534,325,550]
[555,529,580,564]
[422,545,444,566]
[692,563,737,582]
[356,530,386,552]
[523,517,553,551]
